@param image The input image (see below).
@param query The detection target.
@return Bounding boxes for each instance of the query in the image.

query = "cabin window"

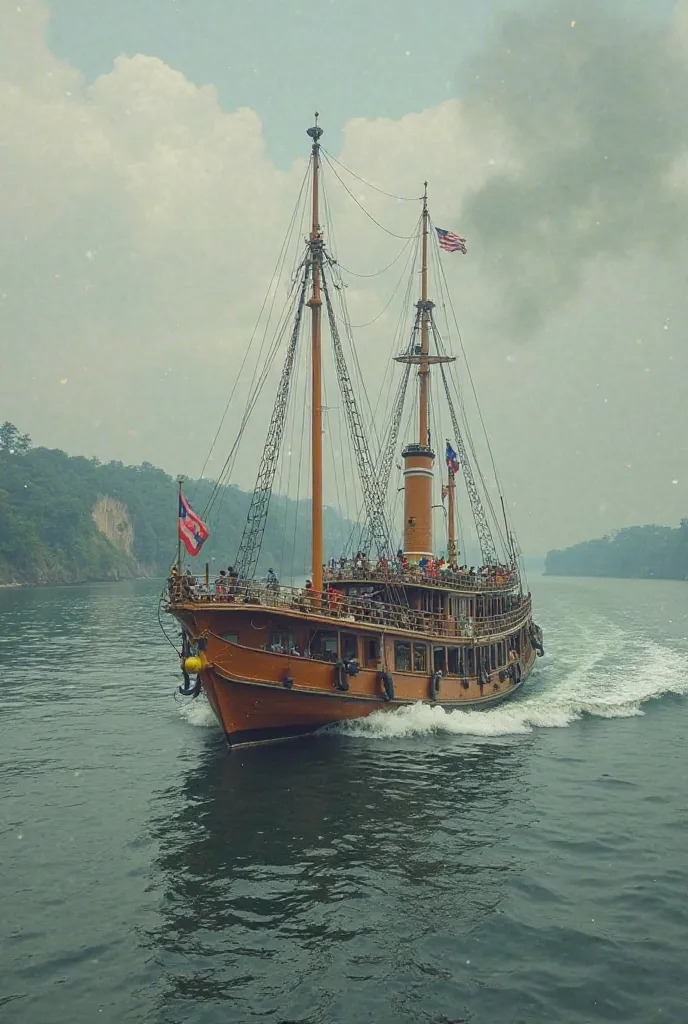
[413,643,427,673]
[433,647,446,673]
[309,630,338,661]
[270,632,294,652]
[366,638,380,663]
[447,647,459,676]
[490,644,498,669]
[421,592,434,613]
[221,632,239,644]
[341,634,358,661]
[464,648,475,675]
[395,641,412,672]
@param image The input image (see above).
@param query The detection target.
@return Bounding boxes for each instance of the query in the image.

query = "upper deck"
[323,561,518,596]
[168,576,532,644]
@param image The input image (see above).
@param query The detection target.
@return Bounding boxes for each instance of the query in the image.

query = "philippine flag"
[178,493,210,556]
[445,442,460,475]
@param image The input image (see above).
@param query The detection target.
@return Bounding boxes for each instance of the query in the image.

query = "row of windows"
[257,630,517,671]
[394,641,510,675]
[268,630,381,662]
[422,595,519,617]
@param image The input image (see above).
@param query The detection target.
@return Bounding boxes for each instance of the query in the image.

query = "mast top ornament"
[307,112,323,143]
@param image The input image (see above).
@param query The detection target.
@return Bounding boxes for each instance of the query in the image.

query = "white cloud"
[1,0,687,554]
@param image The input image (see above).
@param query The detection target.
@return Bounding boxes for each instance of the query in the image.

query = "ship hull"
[170,581,541,748]
[198,651,535,748]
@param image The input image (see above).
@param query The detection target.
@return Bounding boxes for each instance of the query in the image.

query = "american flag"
[179,493,210,556]
[445,442,461,475]
[435,227,467,254]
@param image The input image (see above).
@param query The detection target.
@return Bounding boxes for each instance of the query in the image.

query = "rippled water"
[1,576,687,1023]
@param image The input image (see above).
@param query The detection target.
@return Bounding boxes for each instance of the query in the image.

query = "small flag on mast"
[446,442,460,475]
[436,227,467,254]
[179,493,209,556]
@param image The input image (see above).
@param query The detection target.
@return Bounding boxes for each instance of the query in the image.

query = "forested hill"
[0,422,350,586]
[545,522,688,580]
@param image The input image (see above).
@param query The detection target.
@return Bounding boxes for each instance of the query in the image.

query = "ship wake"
[334,624,688,740]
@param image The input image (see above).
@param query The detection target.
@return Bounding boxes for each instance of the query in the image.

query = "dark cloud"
[459,0,688,335]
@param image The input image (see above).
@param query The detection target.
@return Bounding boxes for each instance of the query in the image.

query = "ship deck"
[169,577,532,645]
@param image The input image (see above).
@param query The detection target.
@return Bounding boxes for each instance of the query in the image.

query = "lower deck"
[175,602,534,689]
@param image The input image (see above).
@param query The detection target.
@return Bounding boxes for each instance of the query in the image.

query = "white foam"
[335,629,688,741]
[177,695,218,729]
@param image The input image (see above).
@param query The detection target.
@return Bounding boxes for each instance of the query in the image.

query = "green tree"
[0,421,31,455]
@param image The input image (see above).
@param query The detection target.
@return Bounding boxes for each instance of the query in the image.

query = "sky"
[1,0,687,555]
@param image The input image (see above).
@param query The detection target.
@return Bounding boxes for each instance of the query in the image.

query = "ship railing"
[168,577,532,642]
[323,564,518,593]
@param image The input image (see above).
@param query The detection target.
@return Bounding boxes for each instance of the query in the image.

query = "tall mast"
[419,182,430,447]
[307,115,324,593]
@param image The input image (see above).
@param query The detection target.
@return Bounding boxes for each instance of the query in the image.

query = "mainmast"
[307,115,324,593]
[419,182,430,448]
[399,184,436,560]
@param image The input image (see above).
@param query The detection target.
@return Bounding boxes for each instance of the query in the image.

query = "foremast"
[234,117,394,583]
[307,116,324,593]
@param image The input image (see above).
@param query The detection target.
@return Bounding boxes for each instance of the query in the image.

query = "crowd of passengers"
[323,551,514,586]
[169,552,516,604]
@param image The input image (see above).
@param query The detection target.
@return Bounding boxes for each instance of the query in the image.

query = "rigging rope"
[330,225,417,279]
[234,271,310,578]
[322,153,416,240]
[320,172,383,455]
[424,221,513,563]
[204,271,306,521]
[322,147,424,202]
[328,252,417,329]
[430,216,511,502]
[321,264,393,558]
[194,163,310,500]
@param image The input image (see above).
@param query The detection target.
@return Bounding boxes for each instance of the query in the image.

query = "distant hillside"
[545,522,688,580]
[0,421,352,586]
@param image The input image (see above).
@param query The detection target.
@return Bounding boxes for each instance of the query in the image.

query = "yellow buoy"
[183,655,203,674]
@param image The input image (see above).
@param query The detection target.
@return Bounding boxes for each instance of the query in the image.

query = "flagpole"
[177,475,184,572]
[447,463,457,567]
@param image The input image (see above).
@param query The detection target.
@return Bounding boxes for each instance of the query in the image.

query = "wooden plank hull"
[197,645,536,748]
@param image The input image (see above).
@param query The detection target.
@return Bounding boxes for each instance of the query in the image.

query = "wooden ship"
[166,118,544,748]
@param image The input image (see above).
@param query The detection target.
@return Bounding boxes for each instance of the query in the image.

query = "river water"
[1,575,687,1023]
